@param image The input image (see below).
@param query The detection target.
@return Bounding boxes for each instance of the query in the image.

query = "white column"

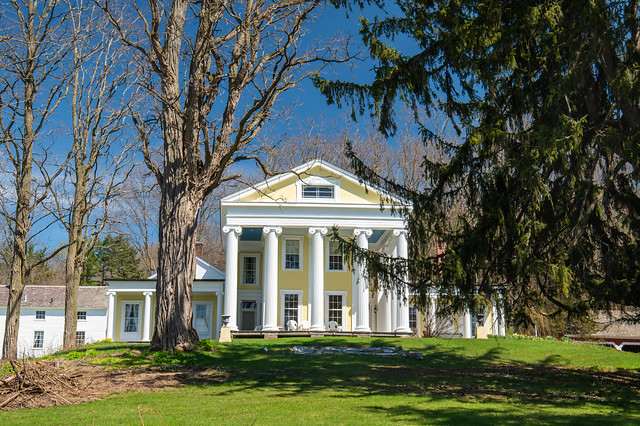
[353,228,372,332]
[215,291,223,340]
[498,297,506,336]
[223,225,242,331]
[377,290,391,332]
[262,226,282,332]
[463,308,472,338]
[308,227,328,331]
[426,294,437,336]
[492,302,498,335]
[142,291,153,341]
[106,291,116,340]
[394,229,412,333]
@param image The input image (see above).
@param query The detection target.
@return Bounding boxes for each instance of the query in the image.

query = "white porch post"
[106,291,116,340]
[223,225,242,331]
[262,226,282,332]
[426,294,437,336]
[492,301,498,335]
[142,291,153,341]
[394,229,412,333]
[463,308,473,338]
[308,227,327,331]
[377,290,391,332]
[215,291,223,340]
[353,228,372,332]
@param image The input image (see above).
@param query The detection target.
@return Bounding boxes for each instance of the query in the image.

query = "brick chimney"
[195,241,204,258]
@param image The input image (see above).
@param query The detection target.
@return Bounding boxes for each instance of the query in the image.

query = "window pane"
[328,294,342,326]
[36,311,45,320]
[284,294,298,323]
[124,303,139,332]
[243,256,256,284]
[409,307,417,330]
[302,185,334,199]
[285,240,300,269]
[33,331,44,349]
[75,331,85,346]
[77,311,87,321]
[328,240,343,271]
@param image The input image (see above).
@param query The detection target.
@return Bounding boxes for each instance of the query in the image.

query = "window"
[75,331,85,346]
[409,307,418,330]
[284,293,299,323]
[124,303,139,333]
[302,185,334,199]
[35,310,45,320]
[241,255,258,285]
[328,240,344,271]
[77,311,87,321]
[283,238,301,270]
[33,331,44,349]
[193,303,212,339]
[328,294,343,326]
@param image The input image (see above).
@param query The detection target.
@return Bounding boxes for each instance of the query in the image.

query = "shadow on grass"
[54,338,640,422]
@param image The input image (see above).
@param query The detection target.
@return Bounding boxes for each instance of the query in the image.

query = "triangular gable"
[147,257,225,280]
[222,159,407,205]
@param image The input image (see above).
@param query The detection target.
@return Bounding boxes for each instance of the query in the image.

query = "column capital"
[353,228,373,237]
[308,226,328,236]
[107,290,117,297]
[223,225,242,235]
[393,229,408,237]
[263,226,283,235]
[143,291,154,297]
[215,291,224,296]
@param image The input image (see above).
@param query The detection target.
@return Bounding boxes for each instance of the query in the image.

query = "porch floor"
[231,330,413,339]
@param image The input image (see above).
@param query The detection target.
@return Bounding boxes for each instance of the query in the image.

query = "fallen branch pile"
[0,360,87,410]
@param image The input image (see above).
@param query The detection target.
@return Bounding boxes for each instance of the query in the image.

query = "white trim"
[324,291,347,330]
[279,290,303,327]
[239,253,261,286]
[120,300,143,342]
[282,236,304,271]
[296,176,340,203]
[326,238,346,272]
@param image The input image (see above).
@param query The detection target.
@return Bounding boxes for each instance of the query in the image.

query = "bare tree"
[50,0,136,350]
[0,0,71,360]
[101,0,348,351]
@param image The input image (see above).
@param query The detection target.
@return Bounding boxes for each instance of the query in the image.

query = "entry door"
[121,301,142,341]
[241,301,256,330]
[193,302,213,340]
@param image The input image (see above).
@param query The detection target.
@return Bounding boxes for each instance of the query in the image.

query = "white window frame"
[75,330,86,346]
[120,300,142,342]
[282,237,303,271]
[326,239,346,272]
[35,310,45,320]
[324,291,347,329]
[77,311,87,321]
[33,330,44,349]
[192,301,214,340]
[240,253,260,285]
[296,177,339,203]
[280,290,303,327]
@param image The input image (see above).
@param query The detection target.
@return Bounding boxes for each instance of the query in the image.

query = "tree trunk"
[63,239,82,350]
[149,180,201,352]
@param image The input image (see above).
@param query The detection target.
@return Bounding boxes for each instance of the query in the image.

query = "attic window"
[302,185,334,199]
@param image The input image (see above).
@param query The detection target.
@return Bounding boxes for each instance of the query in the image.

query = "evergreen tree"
[319,0,640,325]
[83,236,143,285]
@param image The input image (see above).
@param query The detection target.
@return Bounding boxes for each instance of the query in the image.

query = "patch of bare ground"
[0,359,230,411]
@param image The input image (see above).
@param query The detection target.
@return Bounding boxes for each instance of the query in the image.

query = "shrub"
[198,339,215,351]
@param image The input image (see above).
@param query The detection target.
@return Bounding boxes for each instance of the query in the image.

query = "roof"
[221,159,409,205]
[0,285,108,309]
[147,256,225,281]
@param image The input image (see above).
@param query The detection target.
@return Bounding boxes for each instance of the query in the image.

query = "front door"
[241,301,256,330]
[121,301,142,341]
[193,302,213,340]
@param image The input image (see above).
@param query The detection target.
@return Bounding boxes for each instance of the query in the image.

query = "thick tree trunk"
[63,240,82,350]
[149,181,201,352]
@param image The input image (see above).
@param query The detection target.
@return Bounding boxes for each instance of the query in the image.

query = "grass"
[1,336,639,424]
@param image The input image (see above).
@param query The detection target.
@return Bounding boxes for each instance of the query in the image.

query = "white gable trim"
[221,159,408,205]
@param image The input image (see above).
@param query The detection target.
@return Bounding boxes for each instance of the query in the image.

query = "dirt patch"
[0,359,230,411]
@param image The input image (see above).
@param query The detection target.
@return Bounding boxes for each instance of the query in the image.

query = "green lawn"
[1,337,638,425]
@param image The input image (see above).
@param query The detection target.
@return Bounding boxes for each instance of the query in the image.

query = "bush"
[198,339,215,351]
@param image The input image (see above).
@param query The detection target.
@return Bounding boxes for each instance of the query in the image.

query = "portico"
[221,160,413,334]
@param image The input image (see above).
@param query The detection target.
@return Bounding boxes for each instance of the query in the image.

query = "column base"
[355,326,372,333]
[262,324,279,332]
[310,325,325,332]
[394,327,412,334]
[228,324,239,332]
